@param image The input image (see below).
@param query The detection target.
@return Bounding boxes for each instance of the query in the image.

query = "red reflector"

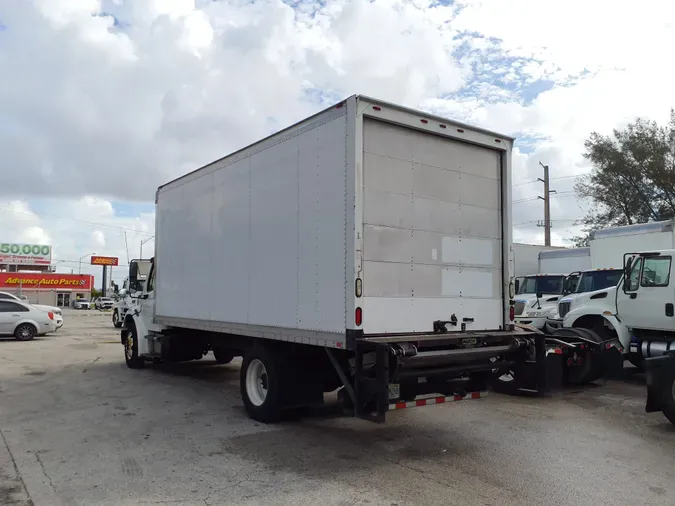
[457,128,464,133]
[416,399,426,407]
[509,305,515,321]
[471,392,481,399]
[372,106,381,111]
[48,312,54,320]
[439,124,447,129]
[420,119,428,124]
[395,402,406,409]
[495,139,502,143]
[355,307,362,326]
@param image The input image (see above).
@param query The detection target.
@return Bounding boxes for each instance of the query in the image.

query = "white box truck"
[120,95,556,423]
[512,243,564,277]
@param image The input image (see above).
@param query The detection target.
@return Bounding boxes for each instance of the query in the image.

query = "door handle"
[630,293,637,299]
[666,303,674,317]
[11,314,20,317]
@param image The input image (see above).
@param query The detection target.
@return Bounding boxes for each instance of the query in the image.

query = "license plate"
[462,338,477,345]
[388,383,400,400]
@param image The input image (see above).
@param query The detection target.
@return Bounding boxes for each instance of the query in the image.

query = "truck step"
[388,391,487,411]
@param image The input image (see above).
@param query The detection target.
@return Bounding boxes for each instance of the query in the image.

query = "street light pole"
[78,253,96,275]
[140,236,155,260]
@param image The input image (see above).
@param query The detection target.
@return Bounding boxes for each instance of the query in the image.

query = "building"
[0,272,94,307]
[0,242,93,306]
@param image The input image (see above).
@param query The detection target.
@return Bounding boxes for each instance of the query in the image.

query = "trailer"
[512,243,564,278]
[538,247,591,274]
[121,95,554,423]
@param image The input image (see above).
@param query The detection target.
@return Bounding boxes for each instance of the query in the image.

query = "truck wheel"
[213,348,235,364]
[112,310,123,328]
[123,324,145,369]
[240,346,282,423]
[14,323,36,341]
[560,328,603,385]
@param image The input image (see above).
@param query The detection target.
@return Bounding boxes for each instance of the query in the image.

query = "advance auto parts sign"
[0,243,52,265]
[0,273,93,290]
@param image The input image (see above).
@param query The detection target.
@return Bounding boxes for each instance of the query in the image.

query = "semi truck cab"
[514,273,578,330]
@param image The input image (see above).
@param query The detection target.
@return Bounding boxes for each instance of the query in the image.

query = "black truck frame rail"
[331,327,549,423]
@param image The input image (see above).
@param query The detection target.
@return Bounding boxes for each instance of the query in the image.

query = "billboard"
[0,243,52,265]
[0,273,93,291]
[91,256,119,266]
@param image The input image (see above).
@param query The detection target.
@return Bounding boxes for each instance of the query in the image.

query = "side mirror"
[536,292,543,299]
[514,279,520,294]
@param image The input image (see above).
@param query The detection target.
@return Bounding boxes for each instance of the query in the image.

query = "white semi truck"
[112,259,152,328]
[119,95,617,423]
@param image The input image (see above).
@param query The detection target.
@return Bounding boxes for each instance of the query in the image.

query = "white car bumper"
[514,316,547,330]
[55,314,64,328]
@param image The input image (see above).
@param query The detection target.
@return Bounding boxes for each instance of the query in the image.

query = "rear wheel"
[240,346,283,423]
[123,323,145,369]
[555,328,602,385]
[213,348,235,364]
[14,323,36,341]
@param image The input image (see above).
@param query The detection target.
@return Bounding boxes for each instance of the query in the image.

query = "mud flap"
[598,341,624,380]
[544,353,564,390]
[645,353,675,413]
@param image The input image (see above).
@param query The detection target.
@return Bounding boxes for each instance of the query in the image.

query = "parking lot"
[0,311,674,505]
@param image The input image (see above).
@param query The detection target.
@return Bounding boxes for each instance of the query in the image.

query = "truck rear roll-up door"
[361,118,504,334]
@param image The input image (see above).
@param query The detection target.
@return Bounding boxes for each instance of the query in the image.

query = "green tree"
[573,110,675,246]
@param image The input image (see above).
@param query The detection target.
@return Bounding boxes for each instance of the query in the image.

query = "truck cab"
[514,273,578,330]
[112,259,152,329]
[546,268,622,333]
[617,251,675,424]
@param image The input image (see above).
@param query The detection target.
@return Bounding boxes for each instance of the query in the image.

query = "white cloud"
[1,0,673,257]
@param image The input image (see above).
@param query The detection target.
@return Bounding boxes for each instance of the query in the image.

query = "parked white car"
[73,299,91,310]
[94,297,114,310]
[0,292,63,329]
[0,299,57,340]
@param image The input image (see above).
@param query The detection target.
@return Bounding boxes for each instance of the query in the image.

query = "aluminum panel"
[155,108,349,339]
[361,118,504,333]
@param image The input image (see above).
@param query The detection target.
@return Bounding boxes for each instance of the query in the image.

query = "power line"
[0,205,154,237]
[513,174,586,187]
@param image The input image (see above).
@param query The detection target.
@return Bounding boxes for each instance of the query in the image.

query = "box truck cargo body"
[590,221,675,269]
[155,98,510,339]
[512,243,565,277]
[123,96,548,423]
[538,247,591,274]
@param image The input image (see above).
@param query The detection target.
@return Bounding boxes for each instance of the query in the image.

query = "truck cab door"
[617,255,675,331]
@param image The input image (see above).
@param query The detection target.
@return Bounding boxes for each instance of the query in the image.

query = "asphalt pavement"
[1,309,674,505]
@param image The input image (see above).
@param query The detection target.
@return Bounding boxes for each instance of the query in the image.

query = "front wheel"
[123,325,145,369]
[240,346,283,423]
[14,323,36,341]
[112,310,123,328]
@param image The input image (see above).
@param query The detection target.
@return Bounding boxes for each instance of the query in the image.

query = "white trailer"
[512,243,564,277]
[590,221,675,268]
[538,247,591,273]
[121,95,550,423]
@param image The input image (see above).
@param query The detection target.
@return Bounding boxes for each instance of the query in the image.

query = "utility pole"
[537,162,556,246]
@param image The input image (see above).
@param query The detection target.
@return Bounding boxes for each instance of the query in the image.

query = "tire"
[556,328,601,385]
[213,348,235,364]
[123,323,145,369]
[14,323,36,341]
[112,310,123,328]
[240,346,283,423]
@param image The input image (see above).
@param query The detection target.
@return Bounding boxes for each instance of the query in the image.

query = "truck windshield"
[574,270,622,293]
[517,276,564,295]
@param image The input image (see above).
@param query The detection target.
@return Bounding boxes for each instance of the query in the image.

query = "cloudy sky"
[1,0,674,286]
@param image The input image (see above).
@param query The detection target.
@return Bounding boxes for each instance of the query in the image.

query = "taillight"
[355,307,362,326]
[48,312,54,320]
[509,305,514,322]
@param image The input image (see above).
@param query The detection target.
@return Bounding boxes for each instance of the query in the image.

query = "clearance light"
[355,307,362,326]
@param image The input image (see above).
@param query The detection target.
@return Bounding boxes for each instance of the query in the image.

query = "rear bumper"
[350,328,546,422]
